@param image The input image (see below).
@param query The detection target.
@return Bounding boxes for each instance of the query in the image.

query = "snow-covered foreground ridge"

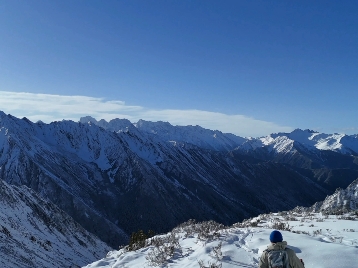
[84,180,358,268]
[83,212,358,268]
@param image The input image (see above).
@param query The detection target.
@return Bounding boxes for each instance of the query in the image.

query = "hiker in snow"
[259,230,304,268]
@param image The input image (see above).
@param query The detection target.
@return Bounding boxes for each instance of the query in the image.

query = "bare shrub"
[145,232,181,266]
[172,219,224,242]
[174,219,197,238]
[272,221,291,231]
[329,209,345,215]
[211,242,222,261]
[284,216,298,221]
[197,221,223,242]
[146,244,176,266]
[278,211,288,216]
[249,220,260,227]
[149,232,180,248]
[313,229,322,236]
[127,229,155,251]
[341,216,355,221]
[233,218,260,228]
[198,259,222,268]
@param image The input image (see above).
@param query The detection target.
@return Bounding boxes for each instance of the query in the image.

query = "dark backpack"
[266,248,289,268]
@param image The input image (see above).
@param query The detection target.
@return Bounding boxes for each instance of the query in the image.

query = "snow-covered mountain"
[79,116,247,151]
[83,180,358,268]
[0,112,130,246]
[310,178,358,213]
[1,111,358,250]
[0,179,111,268]
[80,117,358,157]
[238,128,358,155]
[235,129,358,190]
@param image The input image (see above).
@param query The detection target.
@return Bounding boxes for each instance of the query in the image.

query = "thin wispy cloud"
[0,91,293,137]
[331,127,358,135]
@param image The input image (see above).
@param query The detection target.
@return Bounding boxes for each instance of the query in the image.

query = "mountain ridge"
[1,111,358,248]
[0,179,111,268]
[79,116,247,151]
[79,116,358,156]
[309,178,358,213]
[238,128,358,156]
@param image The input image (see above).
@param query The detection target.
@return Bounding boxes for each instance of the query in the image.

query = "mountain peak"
[292,128,318,134]
[79,116,98,124]
[79,116,135,132]
[136,119,173,129]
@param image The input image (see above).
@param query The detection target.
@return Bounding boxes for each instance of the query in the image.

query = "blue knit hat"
[270,230,283,243]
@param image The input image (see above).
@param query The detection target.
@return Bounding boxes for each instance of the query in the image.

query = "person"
[259,230,304,268]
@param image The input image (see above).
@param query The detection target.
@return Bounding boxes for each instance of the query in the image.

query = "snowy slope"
[310,179,358,212]
[0,179,111,268]
[238,129,358,155]
[83,212,358,268]
[83,175,358,268]
[83,180,358,268]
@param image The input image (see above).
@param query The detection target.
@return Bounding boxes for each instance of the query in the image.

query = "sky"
[0,0,357,137]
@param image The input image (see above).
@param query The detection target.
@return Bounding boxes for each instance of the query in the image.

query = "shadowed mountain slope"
[1,112,357,248]
[0,179,111,268]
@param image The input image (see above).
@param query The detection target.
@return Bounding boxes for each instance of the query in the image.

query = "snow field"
[83,212,358,268]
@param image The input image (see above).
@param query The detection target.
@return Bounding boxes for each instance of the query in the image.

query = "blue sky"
[0,0,357,137]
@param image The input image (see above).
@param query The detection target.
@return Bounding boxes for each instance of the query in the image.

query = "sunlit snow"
[83,212,358,268]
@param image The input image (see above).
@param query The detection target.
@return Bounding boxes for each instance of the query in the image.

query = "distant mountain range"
[79,116,246,151]
[239,128,358,155]
[80,116,358,155]
[1,111,358,252]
